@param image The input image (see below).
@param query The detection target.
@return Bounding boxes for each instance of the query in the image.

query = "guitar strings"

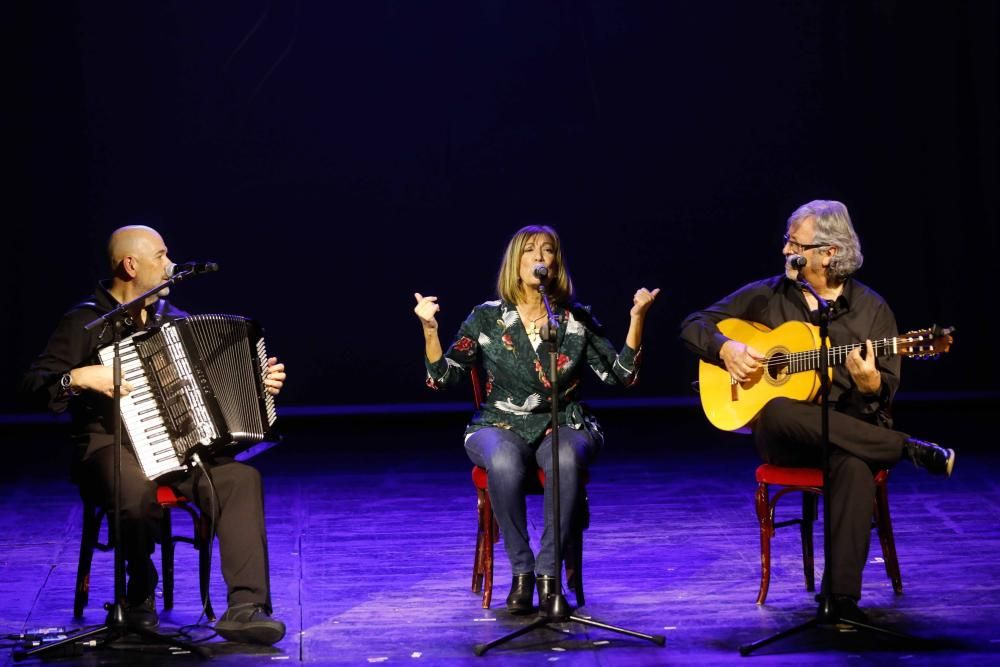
[761,338,896,371]
[760,331,939,371]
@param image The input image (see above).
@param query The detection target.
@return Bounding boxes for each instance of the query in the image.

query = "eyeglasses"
[782,233,828,253]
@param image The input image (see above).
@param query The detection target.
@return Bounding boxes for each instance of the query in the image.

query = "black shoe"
[905,438,955,477]
[535,575,560,616]
[833,596,870,627]
[215,603,286,645]
[505,573,535,615]
[125,595,159,629]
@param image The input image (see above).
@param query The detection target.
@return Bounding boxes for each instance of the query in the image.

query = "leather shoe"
[904,438,955,477]
[215,603,286,645]
[833,596,870,628]
[535,575,559,615]
[505,573,535,614]
[125,595,159,629]
[816,594,870,627]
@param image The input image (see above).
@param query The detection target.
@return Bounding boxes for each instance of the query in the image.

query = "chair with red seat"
[74,485,215,620]
[467,367,588,609]
[754,463,902,604]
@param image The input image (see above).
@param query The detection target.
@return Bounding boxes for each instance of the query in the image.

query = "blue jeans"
[465,426,600,576]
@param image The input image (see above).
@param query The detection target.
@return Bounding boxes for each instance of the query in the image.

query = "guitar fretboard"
[771,338,898,374]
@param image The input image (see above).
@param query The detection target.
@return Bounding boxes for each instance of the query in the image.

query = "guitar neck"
[787,338,898,374]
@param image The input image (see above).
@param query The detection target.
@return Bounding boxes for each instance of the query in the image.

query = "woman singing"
[414,225,659,613]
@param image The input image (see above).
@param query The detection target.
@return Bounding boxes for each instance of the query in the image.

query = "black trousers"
[753,397,909,600]
[81,445,272,611]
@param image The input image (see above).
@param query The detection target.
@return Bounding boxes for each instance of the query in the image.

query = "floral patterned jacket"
[425,299,641,445]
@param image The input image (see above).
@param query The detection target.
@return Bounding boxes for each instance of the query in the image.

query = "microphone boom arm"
[84,264,217,332]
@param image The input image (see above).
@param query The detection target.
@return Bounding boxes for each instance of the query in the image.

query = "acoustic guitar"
[698,318,954,432]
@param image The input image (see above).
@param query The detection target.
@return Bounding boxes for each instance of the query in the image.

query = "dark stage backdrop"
[9,1,998,413]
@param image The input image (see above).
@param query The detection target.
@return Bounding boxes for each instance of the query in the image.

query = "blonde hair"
[496,225,574,305]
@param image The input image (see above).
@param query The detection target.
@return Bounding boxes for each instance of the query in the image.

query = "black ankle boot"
[904,438,955,477]
[506,573,535,614]
[535,575,559,616]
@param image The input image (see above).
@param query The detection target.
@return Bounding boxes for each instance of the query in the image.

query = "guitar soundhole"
[766,352,790,384]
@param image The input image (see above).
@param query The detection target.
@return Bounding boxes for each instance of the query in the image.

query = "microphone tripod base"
[473,596,666,657]
[13,601,211,662]
[538,592,571,621]
[738,600,926,657]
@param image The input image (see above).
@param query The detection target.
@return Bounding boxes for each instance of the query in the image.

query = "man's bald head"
[104,225,173,308]
[108,225,165,274]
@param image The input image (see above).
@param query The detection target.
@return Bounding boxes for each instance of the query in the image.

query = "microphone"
[787,254,807,270]
[168,261,219,277]
[533,264,548,280]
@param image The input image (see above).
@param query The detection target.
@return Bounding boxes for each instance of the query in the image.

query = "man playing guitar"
[681,199,955,623]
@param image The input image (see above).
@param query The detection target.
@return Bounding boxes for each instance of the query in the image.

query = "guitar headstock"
[898,324,954,359]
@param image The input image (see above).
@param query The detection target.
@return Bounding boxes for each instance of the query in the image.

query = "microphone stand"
[16,269,209,661]
[739,277,917,656]
[474,284,665,656]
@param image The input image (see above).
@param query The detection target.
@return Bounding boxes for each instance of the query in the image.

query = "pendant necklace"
[523,311,547,336]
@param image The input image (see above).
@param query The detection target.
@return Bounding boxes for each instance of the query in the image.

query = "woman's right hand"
[413,292,440,331]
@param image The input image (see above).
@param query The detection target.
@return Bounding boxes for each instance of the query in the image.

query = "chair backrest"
[469,366,485,410]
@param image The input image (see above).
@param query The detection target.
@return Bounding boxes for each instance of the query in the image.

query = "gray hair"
[787,200,863,281]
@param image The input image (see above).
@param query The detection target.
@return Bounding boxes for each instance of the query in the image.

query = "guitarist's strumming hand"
[846,339,881,394]
[720,340,765,383]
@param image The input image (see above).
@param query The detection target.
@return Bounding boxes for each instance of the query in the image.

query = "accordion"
[98,314,278,480]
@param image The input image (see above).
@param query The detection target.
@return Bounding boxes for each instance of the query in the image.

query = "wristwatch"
[60,371,78,396]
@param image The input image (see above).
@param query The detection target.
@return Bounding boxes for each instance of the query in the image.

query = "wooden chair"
[754,463,903,604]
[75,486,215,620]
[468,366,588,609]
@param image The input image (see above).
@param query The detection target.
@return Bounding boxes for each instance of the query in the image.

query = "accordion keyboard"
[99,338,186,479]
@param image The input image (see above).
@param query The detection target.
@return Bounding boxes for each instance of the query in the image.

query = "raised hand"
[624,287,661,350]
[413,292,440,330]
[630,287,661,318]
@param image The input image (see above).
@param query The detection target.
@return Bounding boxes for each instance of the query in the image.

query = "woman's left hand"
[630,287,661,318]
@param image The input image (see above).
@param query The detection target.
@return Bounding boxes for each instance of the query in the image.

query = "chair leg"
[161,508,175,610]
[566,528,584,607]
[564,536,576,598]
[874,481,903,594]
[755,482,772,605]
[472,488,487,595]
[196,513,216,620]
[75,501,103,618]
[562,492,585,606]
[482,492,497,609]
[801,492,817,592]
[571,493,587,606]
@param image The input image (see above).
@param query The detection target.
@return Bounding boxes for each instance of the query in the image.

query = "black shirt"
[679,274,900,426]
[20,281,188,459]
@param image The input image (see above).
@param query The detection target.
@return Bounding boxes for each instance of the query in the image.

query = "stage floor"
[2,407,998,665]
